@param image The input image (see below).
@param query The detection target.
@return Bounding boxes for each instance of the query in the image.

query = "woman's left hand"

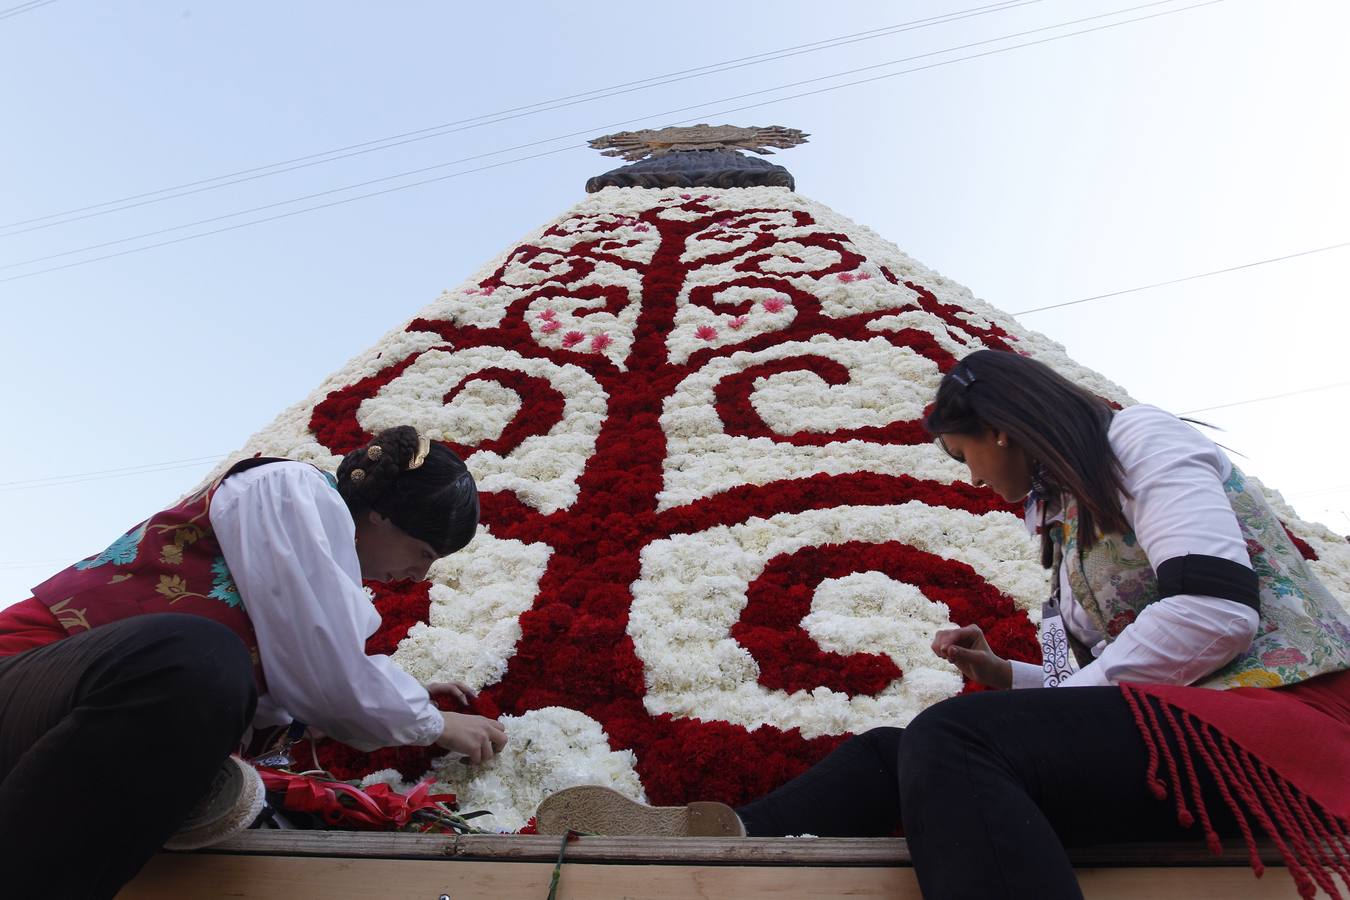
[428,681,477,707]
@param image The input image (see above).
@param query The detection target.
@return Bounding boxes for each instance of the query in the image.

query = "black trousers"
[737,686,1244,900]
[0,614,256,900]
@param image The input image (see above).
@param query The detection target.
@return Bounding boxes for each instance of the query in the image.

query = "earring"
[997,439,1006,447]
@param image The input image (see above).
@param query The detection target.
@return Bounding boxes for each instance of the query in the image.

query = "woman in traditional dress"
[0,425,506,900]
[537,350,1350,900]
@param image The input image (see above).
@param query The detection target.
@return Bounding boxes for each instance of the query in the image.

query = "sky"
[1,0,1347,606]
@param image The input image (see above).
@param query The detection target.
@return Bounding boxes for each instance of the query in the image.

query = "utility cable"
[0,0,1047,237]
[1179,380,1350,416]
[1013,240,1350,316]
[0,455,225,492]
[0,0,55,22]
[0,0,1223,283]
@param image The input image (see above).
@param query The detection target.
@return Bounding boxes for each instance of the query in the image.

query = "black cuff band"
[1155,554,1260,612]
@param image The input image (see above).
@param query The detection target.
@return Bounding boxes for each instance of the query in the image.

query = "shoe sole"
[164,756,266,850]
[535,785,744,837]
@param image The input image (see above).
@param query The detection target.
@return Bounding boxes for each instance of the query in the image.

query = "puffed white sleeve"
[1060,406,1259,688]
[209,463,444,751]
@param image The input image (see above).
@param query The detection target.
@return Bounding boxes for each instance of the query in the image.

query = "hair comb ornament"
[949,363,976,389]
[350,469,366,482]
[366,445,383,461]
[406,433,432,471]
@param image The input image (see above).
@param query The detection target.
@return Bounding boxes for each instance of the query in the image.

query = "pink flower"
[539,320,562,334]
[761,297,787,313]
[837,273,855,284]
[561,331,585,348]
[680,193,692,200]
[634,224,650,232]
[728,316,748,330]
[856,272,871,281]
[695,325,719,341]
[590,333,613,351]
[539,308,557,321]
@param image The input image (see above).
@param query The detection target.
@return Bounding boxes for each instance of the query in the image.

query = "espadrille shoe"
[164,755,266,850]
[535,785,745,837]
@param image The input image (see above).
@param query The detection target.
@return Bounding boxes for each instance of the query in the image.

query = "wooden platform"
[117,831,1324,899]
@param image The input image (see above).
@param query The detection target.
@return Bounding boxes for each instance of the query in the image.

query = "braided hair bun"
[337,426,479,556]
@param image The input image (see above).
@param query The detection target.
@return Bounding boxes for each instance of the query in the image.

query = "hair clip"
[350,468,366,482]
[949,364,976,389]
[406,433,432,471]
[366,445,383,461]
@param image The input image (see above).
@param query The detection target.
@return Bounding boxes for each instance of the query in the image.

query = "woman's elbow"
[1220,604,1260,662]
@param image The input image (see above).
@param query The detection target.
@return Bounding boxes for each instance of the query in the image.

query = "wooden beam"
[117,855,1316,900]
[204,830,1289,867]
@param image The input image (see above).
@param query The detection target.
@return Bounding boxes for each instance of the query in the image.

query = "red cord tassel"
[1120,684,1350,900]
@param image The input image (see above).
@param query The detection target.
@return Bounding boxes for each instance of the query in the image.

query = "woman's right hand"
[931,624,1013,690]
[435,711,508,764]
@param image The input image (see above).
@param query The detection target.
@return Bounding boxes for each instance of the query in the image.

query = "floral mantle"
[217,187,1350,831]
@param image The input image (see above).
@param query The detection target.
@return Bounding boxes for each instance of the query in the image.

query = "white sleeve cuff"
[1010,659,1047,689]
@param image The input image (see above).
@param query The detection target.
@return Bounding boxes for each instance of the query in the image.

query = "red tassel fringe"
[1121,684,1350,899]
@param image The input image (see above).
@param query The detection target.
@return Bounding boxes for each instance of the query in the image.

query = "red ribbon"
[258,768,457,828]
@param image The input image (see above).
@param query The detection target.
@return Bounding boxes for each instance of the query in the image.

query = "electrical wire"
[0,0,1048,237]
[0,456,225,492]
[0,0,1224,284]
[0,0,1186,269]
[0,0,55,22]
[1178,380,1350,416]
[1012,240,1350,316]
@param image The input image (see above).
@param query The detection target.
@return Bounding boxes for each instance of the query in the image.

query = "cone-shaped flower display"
[221,138,1350,830]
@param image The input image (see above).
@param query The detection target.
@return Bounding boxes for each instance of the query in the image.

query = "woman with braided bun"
[0,426,505,900]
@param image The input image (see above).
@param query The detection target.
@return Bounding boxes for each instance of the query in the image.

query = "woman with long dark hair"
[537,350,1350,899]
[0,426,506,900]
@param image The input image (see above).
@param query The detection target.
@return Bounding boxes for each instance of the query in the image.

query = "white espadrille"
[163,755,266,850]
[535,785,745,837]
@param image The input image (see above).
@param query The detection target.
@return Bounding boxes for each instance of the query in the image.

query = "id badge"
[1039,596,1079,688]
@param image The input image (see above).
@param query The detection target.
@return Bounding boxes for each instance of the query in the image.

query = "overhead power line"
[0,0,55,22]
[1012,240,1350,316]
[10,375,1348,494]
[0,0,1049,237]
[0,455,225,492]
[1179,380,1350,416]
[0,0,1224,284]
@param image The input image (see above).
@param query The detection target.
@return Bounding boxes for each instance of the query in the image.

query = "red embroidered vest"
[31,458,300,688]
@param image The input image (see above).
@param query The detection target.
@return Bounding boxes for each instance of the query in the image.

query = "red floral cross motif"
[307,192,1039,808]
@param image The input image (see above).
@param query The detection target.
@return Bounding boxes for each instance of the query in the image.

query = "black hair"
[336,426,479,557]
[924,349,1129,566]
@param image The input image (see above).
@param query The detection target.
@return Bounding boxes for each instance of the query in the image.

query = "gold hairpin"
[407,433,432,470]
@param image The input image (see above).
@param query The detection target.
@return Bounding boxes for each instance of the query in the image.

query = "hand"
[435,711,508,764]
[427,681,477,707]
[931,624,1012,690]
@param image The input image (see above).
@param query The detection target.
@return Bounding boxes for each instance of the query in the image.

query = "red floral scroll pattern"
[714,355,931,446]
[733,542,1034,696]
[308,194,1037,806]
[439,368,566,460]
